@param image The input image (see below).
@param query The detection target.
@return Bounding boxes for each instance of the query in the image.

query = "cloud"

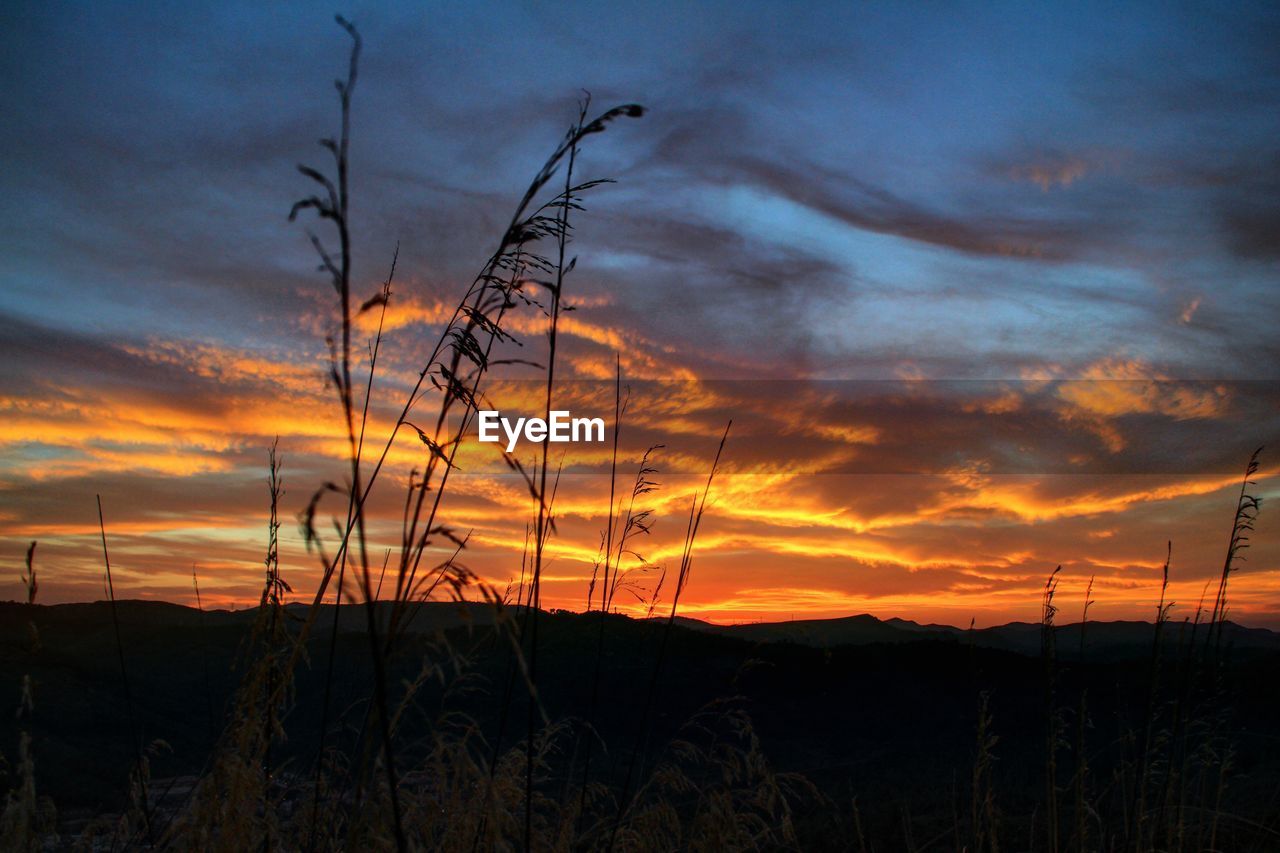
[1180,296,1203,324]
[1058,358,1230,419]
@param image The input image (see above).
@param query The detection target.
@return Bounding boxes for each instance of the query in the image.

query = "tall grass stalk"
[577,355,626,831]
[1040,565,1061,853]
[95,494,152,843]
[1129,540,1171,850]
[970,692,999,853]
[0,543,51,852]
[1070,575,1093,852]
[608,421,731,850]
[525,97,587,851]
[1207,446,1263,653]
[191,563,218,751]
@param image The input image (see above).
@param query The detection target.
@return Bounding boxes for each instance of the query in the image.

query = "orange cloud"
[3,325,1275,633]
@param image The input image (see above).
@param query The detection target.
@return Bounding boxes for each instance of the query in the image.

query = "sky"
[2,1,1279,627]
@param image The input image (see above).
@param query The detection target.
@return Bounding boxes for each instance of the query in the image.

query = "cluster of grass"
[949,449,1266,853]
[2,18,1273,852]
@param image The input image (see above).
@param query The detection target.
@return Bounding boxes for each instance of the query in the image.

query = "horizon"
[6,594,1279,635]
[3,2,1279,629]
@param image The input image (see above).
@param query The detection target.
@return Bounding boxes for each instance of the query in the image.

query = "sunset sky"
[3,1,1278,627]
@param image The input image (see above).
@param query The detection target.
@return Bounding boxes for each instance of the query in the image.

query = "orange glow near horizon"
[2,304,1276,631]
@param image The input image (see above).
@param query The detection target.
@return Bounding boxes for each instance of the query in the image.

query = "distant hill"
[669,613,955,647]
[658,611,1280,659]
[0,598,501,639]
[5,600,1278,661]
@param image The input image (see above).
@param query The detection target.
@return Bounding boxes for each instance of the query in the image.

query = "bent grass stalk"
[608,421,731,850]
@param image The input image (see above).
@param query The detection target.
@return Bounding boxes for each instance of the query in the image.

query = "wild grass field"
[3,18,1277,853]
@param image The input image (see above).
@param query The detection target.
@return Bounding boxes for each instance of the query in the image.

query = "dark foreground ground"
[2,600,1279,849]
